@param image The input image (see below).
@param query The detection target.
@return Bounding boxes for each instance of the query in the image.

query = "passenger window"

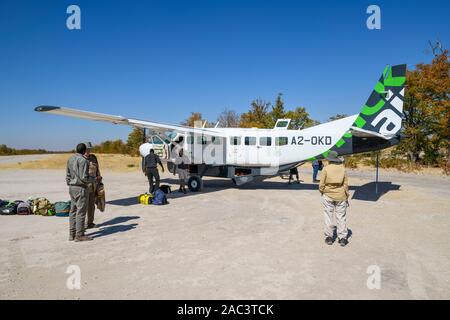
[197,136,208,145]
[230,137,241,146]
[259,137,272,146]
[245,137,256,146]
[275,137,288,146]
[187,136,194,144]
[212,137,222,145]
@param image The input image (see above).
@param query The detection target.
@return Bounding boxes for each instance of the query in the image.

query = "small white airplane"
[36,64,406,192]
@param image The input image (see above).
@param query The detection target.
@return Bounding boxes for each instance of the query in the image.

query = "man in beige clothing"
[319,151,350,247]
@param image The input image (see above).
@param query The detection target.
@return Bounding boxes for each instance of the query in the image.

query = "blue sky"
[0,0,449,150]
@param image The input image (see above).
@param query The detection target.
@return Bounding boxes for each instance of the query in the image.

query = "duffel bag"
[138,193,153,205]
[0,201,23,215]
[54,201,71,217]
[17,202,33,216]
[153,190,168,206]
[160,185,172,195]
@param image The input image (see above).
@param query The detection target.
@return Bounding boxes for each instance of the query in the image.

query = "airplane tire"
[188,176,203,192]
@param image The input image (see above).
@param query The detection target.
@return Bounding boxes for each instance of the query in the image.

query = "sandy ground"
[0,160,450,300]
[0,155,52,165]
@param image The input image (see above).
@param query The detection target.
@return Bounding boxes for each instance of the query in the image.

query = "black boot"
[339,238,349,247]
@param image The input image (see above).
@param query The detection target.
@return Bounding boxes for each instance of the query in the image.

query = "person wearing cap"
[84,142,102,230]
[143,149,165,193]
[66,143,95,242]
[319,151,350,247]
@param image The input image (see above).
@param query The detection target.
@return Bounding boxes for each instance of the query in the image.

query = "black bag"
[318,160,324,171]
[160,185,172,195]
[0,201,22,215]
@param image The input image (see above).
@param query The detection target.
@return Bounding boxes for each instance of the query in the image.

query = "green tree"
[328,114,348,122]
[399,51,450,165]
[269,93,286,128]
[239,99,271,128]
[127,128,145,156]
[285,107,320,130]
[182,112,205,127]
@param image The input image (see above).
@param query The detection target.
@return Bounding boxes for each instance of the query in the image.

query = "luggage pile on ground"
[138,187,169,206]
[0,197,71,217]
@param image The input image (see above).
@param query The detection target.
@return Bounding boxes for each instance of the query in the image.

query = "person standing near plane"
[66,143,95,242]
[174,149,190,194]
[312,160,321,183]
[319,151,350,247]
[85,142,102,230]
[288,166,300,184]
[143,149,165,193]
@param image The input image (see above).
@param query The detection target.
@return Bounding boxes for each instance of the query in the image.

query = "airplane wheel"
[188,176,203,192]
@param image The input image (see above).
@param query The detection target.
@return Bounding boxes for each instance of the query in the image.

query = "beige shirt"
[319,163,349,201]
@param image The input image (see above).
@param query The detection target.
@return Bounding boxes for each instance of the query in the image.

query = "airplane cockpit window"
[152,136,164,145]
[230,137,241,145]
[259,137,272,146]
[276,121,289,128]
[275,137,288,146]
[245,137,256,146]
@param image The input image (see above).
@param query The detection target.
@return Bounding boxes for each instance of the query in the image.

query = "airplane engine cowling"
[139,143,154,157]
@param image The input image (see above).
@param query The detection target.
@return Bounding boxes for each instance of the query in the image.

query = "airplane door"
[150,135,169,159]
[256,136,275,167]
[227,136,244,165]
[242,136,259,166]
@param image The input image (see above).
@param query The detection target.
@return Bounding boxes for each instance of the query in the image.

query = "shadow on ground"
[351,182,401,201]
[87,224,139,239]
[85,216,141,239]
[106,178,401,206]
[96,216,140,228]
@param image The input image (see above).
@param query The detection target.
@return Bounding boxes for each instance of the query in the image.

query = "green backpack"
[32,198,55,216]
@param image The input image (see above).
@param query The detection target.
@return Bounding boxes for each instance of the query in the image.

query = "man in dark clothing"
[288,167,300,185]
[143,149,165,193]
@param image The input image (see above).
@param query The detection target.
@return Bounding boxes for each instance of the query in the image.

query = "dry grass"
[0,154,143,172]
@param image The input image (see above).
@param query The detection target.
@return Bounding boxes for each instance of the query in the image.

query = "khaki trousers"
[322,194,348,240]
[86,187,96,227]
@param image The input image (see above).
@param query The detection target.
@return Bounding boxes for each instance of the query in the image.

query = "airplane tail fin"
[353,64,407,138]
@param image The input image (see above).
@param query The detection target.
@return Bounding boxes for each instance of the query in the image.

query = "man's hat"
[85,142,93,150]
[326,151,344,163]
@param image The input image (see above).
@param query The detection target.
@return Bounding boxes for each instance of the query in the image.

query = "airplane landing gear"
[188,175,203,192]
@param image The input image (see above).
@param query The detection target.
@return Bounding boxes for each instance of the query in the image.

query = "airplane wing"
[35,106,227,137]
